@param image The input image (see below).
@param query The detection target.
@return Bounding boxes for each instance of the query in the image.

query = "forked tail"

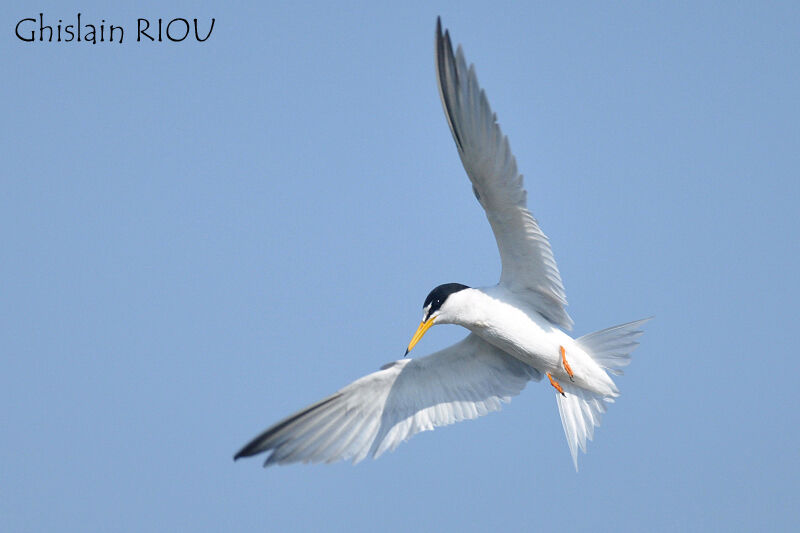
[556,318,652,470]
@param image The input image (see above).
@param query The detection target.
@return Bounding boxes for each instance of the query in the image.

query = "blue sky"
[2,2,799,531]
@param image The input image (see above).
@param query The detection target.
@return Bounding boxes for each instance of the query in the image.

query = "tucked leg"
[547,372,566,397]
[560,345,574,381]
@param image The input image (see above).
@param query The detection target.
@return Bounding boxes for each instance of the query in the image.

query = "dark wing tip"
[435,17,464,153]
[233,440,262,461]
[435,16,444,54]
[233,393,342,463]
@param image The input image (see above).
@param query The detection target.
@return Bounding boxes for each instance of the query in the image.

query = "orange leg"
[560,345,574,382]
[547,372,566,397]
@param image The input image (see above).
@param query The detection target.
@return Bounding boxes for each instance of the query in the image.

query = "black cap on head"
[423,283,470,319]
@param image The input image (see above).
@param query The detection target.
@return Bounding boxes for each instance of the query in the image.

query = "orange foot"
[560,345,574,382]
[547,372,566,397]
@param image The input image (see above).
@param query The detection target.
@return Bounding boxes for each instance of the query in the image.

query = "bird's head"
[405,283,471,355]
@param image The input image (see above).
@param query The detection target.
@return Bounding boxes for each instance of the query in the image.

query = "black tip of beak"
[404,348,409,357]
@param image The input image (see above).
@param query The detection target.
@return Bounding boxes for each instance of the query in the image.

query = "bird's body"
[446,286,617,397]
[235,18,649,470]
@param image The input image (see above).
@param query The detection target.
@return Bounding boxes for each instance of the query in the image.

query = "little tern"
[235,18,649,470]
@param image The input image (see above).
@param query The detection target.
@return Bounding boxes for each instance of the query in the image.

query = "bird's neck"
[439,287,498,328]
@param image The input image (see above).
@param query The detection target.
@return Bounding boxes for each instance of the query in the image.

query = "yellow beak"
[405,317,435,355]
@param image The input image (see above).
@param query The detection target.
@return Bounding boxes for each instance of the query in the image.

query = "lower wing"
[235,334,541,466]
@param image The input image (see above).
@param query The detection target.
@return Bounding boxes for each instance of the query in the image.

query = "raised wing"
[435,18,573,330]
[234,334,541,466]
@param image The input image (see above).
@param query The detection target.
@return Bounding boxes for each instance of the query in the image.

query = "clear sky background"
[3,2,799,531]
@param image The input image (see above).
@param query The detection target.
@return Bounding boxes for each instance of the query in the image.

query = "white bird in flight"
[235,17,649,470]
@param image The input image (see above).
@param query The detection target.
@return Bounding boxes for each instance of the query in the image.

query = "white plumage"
[241,334,538,466]
[235,18,649,470]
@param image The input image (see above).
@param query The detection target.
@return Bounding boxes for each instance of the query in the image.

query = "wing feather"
[234,334,541,466]
[435,18,573,330]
